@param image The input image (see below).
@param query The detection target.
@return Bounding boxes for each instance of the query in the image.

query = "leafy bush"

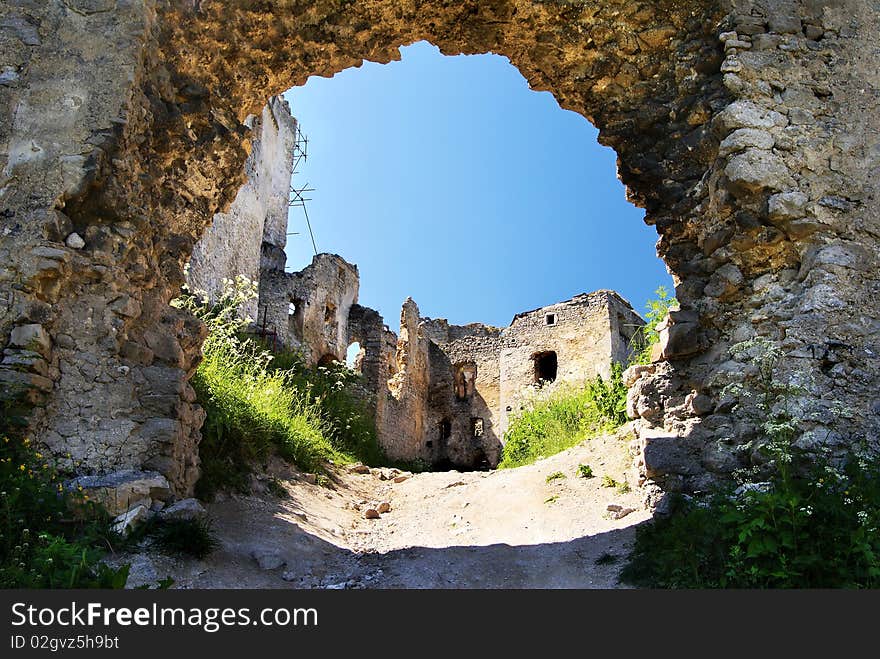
[173,276,381,499]
[577,464,594,479]
[630,286,677,365]
[622,337,880,588]
[621,453,880,588]
[498,364,628,469]
[0,430,128,588]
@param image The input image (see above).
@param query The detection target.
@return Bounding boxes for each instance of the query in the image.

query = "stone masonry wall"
[422,320,505,468]
[499,291,642,435]
[2,1,878,502]
[187,96,297,320]
[362,291,641,469]
[260,253,359,366]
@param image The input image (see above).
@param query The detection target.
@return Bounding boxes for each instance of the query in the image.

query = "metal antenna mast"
[288,123,318,256]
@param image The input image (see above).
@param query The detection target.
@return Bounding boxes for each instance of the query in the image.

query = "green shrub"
[630,286,677,365]
[0,432,128,589]
[173,276,381,499]
[148,518,218,560]
[577,464,594,479]
[621,453,880,588]
[546,471,566,483]
[499,364,627,469]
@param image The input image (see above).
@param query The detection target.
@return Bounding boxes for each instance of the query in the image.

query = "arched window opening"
[453,361,477,401]
[346,341,364,373]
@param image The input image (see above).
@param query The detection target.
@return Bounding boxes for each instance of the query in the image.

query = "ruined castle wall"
[4,0,879,501]
[499,292,632,434]
[260,253,359,365]
[186,97,297,320]
[608,294,647,366]
[625,0,880,505]
[419,319,504,468]
[378,299,430,463]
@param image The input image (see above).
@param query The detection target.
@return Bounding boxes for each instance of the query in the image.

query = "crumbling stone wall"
[500,291,643,435]
[2,0,878,501]
[421,319,504,468]
[187,96,297,320]
[260,253,359,366]
[357,292,641,469]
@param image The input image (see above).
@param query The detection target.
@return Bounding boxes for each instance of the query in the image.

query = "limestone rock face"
[1,0,878,499]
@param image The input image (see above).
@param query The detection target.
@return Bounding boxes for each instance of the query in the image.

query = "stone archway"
[2,0,878,501]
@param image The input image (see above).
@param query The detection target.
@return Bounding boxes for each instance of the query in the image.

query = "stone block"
[719,128,775,157]
[67,470,172,516]
[111,505,152,536]
[159,497,207,521]
[659,322,701,359]
[641,432,703,479]
[9,324,52,357]
[725,149,793,194]
[768,191,809,222]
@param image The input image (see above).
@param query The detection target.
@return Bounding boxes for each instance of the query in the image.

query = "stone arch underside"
[2,1,878,503]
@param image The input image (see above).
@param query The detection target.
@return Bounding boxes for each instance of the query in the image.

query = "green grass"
[147,518,218,559]
[546,471,566,483]
[174,278,383,499]
[498,363,627,469]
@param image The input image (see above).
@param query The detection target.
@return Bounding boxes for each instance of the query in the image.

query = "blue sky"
[282,41,671,330]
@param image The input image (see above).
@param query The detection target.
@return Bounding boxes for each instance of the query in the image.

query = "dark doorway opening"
[533,351,558,384]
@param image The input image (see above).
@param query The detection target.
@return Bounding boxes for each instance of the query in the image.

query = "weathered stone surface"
[65,233,85,249]
[111,504,152,536]
[2,0,878,502]
[718,128,775,157]
[10,324,51,357]
[67,470,172,516]
[725,149,794,194]
[659,323,702,359]
[768,191,809,222]
[251,549,285,571]
[159,498,207,521]
[641,432,703,479]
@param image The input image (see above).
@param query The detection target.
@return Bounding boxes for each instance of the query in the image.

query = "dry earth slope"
[118,430,651,589]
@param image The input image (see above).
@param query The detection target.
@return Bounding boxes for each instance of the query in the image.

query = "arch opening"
[17,0,831,501]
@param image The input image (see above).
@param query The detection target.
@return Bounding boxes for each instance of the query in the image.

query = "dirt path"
[120,430,652,589]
